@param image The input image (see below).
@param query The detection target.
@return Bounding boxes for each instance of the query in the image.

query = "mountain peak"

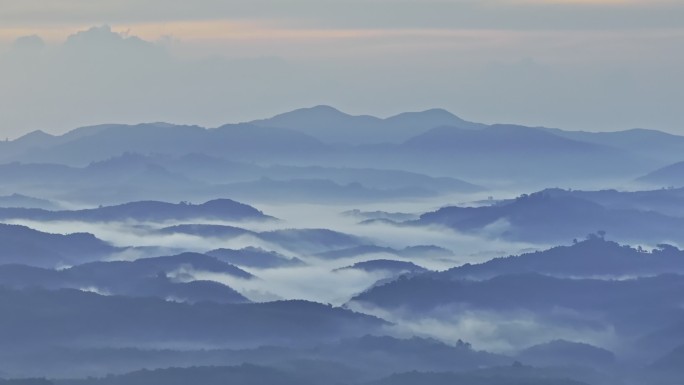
[248,105,484,144]
[388,108,458,120]
[12,129,56,144]
[262,105,356,122]
[306,104,347,114]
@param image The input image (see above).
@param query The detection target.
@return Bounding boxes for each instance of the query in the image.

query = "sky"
[0,0,683,138]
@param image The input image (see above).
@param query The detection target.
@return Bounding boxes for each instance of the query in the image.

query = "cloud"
[0,22,683,139]
[0,26,299,138]
[349,301,620,353]
[12,34,45,50]
[188,266,390,305]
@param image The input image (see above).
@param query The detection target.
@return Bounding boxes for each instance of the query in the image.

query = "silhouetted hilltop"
[206,247,305,269]
[341,209,418,222]
[3,107,679,189]
[158,224,256,238]
[158,225,362,254]
[0,152,483,205]
[8,123,327,166]
[400,245,454,258]
[414,191,684,243]
[637,318,684,358]
[322,335,510,373]
[0,158,199,205]
[365,365,592,385]
[349,273,684,348]
[57,364,312,385]
[160,153,263,183]
[0,253,252,303]
[0,162,77,183]
[528,187,684,217]
[262,165,484,192]
[352,273,684,314]
[0,224,119,267]
[215,177,439,203]
[445,237,684,279]
[651,344,684,374]
[547,127,684,165]
[0,336,509,380]
[0,287,387,348]
[316,245,453,260]
[249,105,483,144]
[316,245,396,259]
[335,260,429,275]
[0,379,53,385]
[393,124,652,183]
[638,161,684,187]
[70,252,254,280]
[258,229,365,253]
[404,124,595,152]
[0,199,271,222]
[0,194,58,210]
[517,340,616,368]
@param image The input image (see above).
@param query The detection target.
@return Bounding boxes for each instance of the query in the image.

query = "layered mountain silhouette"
[516,340,616,368]
[0,199,271,222]
[341,209,418,222]
[0,336,508,380]
[349,272,684,355]
[412,190,684,243]
[0,224,119,267]
[206,247,305,269]
[159,225,364,254]
[651,344,684,374]
[2,123,326,166]
[4,105,684,384]
[0,194,59,210]
[0,253,253,303]
[638,161,684,187]
[0,105,679,190]
[335,260,429,275]
[248,105,485,144]
[316,245,453,260]
[444,237,684,280]
[0,153,482,205]
[546,127,684,165]
[522,187,684,217]
[366,366,594,385]
[0,287,386,349]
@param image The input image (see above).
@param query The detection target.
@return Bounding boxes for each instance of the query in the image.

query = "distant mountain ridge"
[0,252,253,304]
[412,190,684,244]
[637,161,684,187]
[248,105,485,144]
[444,237,684,280]
[0,287,387,348]
[0,198,272,223]
[0,152,483,205]
[2,122,326,166]
[1,105,683,189]
[0,224,119,267]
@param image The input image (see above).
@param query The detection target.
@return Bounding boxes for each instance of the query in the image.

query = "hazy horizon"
[1,0,683,138]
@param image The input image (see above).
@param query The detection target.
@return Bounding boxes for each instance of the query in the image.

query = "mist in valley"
[2,4,684,384]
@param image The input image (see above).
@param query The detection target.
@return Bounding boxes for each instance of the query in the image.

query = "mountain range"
[0,198,271,223]
[1,105,682,190]
[411,189,684,244]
